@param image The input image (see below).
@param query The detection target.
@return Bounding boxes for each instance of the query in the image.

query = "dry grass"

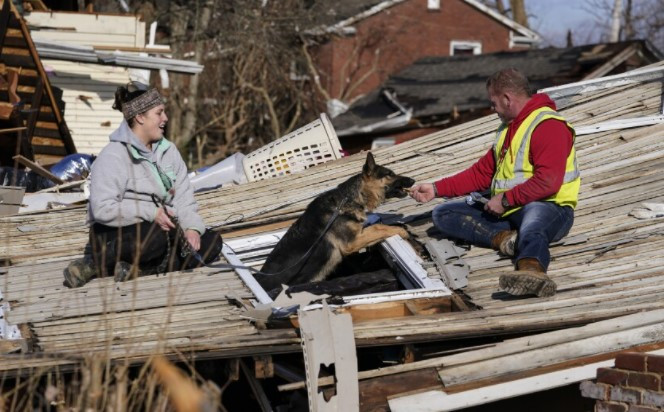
[0,352,226,411]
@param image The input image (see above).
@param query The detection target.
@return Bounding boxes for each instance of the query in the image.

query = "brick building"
[581,352,664,411]
[310,0,539,104]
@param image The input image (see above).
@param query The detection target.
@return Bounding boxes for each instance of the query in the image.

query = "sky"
[527,0,606,47]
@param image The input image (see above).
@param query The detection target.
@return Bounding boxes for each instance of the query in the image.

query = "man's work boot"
[491,230,517,256]
[498,258,557,297]
[63,257,98,288]
[113,261,141,282]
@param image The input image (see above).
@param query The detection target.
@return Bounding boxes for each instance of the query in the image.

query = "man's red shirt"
[433,93,573,206]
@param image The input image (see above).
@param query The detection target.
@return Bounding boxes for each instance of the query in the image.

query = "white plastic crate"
[242,113,343,182]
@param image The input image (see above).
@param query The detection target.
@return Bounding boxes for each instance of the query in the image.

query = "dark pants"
[432,200,574,270]
[89,222,223,277]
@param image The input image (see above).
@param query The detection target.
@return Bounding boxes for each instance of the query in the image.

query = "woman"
[64,82,222,288]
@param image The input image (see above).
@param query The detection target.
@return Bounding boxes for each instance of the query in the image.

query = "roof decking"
[1,64,664,404]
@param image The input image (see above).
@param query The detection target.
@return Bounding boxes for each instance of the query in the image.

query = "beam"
[299,302,359,412]
[583,44,639,80]
[575,115,664,136]
[12,154,64,184]
[221,244,273,305]
[389,349,664,412]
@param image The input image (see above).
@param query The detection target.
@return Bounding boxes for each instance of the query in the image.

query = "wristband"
[501,194,511,208]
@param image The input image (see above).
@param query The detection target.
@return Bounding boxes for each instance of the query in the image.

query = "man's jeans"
[432,200,574,270]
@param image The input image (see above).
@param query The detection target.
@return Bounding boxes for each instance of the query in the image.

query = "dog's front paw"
[394,227,410,239]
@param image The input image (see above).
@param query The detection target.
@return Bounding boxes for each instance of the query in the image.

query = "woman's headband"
[122,88,164,120]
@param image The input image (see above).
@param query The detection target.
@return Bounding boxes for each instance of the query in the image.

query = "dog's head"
[362,152,415,199]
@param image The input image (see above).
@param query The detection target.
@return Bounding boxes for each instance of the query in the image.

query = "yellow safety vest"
[490,107,580,217]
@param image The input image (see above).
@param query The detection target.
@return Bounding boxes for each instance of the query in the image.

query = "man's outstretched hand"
[409,183,436,203]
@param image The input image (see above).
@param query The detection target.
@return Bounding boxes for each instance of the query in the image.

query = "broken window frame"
[222,229,453,308]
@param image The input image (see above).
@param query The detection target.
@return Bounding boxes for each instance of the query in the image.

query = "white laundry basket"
[242,113,343,182]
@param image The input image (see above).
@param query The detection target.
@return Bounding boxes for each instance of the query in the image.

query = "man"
[410,68,580,298]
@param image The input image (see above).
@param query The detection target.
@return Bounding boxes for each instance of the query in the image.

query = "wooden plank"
[25,11,144,36]
[361,368,441,412]
[93,45,172,54]
[0,126,26,135]
[31,136,64,147]
[12,154,64,184]
[392,342,664,412]
[437,310,664,387]
[29,31,138,46]
[336,297,452,323]
[1,46,30,56]
[390,362,608,411]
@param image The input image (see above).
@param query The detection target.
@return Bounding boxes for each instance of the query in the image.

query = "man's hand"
[155,207,176,231]
[184,229,201,252]
[485,192,507,216]
[409,183,436,203]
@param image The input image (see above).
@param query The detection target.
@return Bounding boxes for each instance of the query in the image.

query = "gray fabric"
[87,120,205,233]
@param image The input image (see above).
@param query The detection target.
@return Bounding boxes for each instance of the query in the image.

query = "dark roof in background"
[332,40,663,135]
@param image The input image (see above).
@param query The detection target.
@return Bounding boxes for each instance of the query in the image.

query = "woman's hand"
[184,229,201,252]
[155,207,176,231]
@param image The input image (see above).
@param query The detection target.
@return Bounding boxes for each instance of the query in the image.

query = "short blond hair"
[486,68,532,97]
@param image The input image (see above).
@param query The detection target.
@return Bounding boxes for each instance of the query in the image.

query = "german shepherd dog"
[255,152,415,296]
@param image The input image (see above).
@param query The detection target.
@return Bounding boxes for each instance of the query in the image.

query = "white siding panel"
[26,12,145,154]
[30,32,138,47]
[25,12,146,48]
[44,59,130,155]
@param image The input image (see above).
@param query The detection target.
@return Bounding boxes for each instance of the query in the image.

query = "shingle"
[333,41,655,134]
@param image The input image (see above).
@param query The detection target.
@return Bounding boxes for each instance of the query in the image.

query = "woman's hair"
[112,82,154,126]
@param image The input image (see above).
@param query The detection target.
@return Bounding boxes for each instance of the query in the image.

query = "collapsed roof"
[1,61,664,408]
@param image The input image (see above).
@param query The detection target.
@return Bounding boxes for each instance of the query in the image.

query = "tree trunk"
[610,0,623,42]
[509,0,528,28]
[167,1,213,161]
[624,0,634,40]
[495,0,506,15]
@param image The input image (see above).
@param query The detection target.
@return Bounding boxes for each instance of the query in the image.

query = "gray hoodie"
[88,120,205,233]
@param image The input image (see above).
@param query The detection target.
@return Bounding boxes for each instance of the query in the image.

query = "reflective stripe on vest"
[491,107,581,216]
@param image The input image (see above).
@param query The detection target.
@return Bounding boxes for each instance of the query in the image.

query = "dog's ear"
[363,152,376,176]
